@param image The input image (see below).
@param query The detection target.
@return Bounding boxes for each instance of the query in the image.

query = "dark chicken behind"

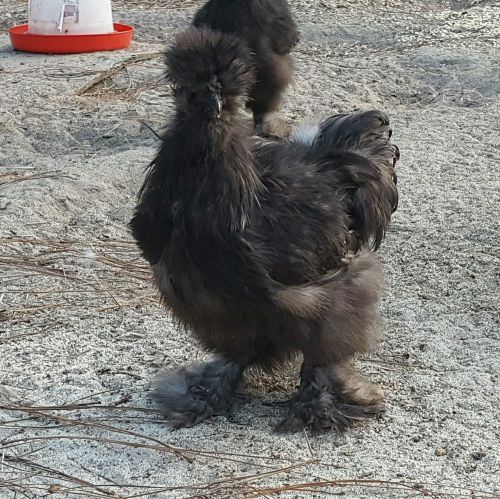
[192,0,299,136]
[130,28,399,432]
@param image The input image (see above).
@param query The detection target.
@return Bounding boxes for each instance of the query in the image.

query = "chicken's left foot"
[254,113,292,139]
[152,358,245,428]
[276,365,384,433]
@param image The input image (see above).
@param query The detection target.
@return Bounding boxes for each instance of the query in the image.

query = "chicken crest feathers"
[166,28,255,100]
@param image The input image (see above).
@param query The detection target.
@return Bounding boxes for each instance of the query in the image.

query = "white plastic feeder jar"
[28,0,114,35]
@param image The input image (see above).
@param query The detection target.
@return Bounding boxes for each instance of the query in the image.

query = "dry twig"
[77,53,163,96]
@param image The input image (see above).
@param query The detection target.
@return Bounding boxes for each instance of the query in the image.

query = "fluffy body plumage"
[130,29,399,432]
[192,0,299,135]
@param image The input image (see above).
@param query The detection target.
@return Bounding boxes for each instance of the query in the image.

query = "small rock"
[48,485,61,493]
[471,451,486,460]
[435,447,447,457]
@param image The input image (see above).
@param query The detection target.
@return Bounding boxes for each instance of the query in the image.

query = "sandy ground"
[1,0,499,497]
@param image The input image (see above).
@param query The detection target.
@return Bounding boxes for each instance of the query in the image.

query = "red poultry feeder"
[9,0,133,54]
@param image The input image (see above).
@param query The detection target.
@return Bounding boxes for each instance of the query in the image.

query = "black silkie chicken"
[130,28,399,433]
[192,0,299,136]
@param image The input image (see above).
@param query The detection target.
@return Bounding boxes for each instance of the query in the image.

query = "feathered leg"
[152,358,245,428]
[329,360,384,406]
[276,251,385,433]
[250,53,294,139]
[253,113,292,139]
[276,363,384,433]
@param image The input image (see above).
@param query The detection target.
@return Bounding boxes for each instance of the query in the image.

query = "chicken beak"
[210,91,222,119]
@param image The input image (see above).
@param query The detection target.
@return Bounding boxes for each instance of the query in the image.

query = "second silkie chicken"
[192,0,299,136]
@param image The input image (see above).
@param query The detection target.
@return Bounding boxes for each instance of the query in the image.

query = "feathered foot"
[152,358,245,428]
[330,361,385,406]
[276,365,384,433]
[254,113,292,139]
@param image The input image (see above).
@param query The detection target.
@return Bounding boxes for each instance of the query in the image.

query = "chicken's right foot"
[152,358,245,428]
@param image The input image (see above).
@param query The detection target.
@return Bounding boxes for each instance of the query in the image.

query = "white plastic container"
[28,0,114,35]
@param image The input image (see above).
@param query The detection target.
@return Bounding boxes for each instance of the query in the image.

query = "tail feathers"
[315,111,399,181]
[314,110,391,149]
[304,110,399,250]
[291,111,399,250]
[318,110,399,191]
[350,176,397,250]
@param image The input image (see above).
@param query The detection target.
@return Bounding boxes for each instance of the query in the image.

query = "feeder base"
[8,23,133,54]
